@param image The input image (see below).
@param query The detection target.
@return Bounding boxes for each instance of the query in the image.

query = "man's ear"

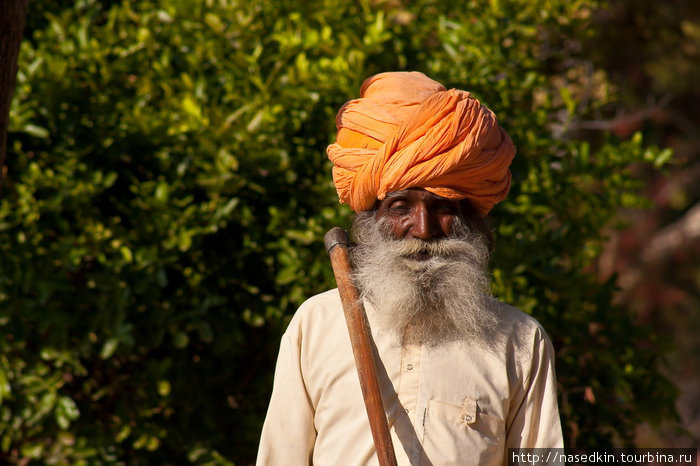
[459,199,496,253]
[458,198,479,220]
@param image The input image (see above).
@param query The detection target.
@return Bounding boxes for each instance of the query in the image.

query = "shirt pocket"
[422,397,505,465]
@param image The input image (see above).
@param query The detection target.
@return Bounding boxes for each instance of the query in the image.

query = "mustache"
[357,213,481,260]
[392,238,470,258]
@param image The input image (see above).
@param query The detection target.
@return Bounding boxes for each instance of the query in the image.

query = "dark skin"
[374,188,464,241]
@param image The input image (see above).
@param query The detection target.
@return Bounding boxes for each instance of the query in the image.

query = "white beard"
[350,211,501,347]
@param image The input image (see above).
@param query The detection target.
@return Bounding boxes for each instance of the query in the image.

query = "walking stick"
[324,227,398,466]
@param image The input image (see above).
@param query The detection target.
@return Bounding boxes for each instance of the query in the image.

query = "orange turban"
[326,71,516,217]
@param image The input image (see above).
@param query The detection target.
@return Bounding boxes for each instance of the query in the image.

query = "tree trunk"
[0,0,29,195]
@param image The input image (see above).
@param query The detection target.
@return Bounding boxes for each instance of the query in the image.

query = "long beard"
[350,212,500,347]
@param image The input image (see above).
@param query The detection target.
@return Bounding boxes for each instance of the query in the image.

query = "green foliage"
[2,0,677,462]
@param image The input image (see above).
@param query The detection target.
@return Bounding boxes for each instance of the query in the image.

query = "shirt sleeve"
[505,330,564,450]
[257,322,316,465]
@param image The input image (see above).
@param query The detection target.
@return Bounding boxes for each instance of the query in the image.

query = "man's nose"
[409,205,439,240]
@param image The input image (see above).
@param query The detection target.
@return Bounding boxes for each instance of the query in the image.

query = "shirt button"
[406,364,413,370]
[462,415,473,422]
[404,409,409,414]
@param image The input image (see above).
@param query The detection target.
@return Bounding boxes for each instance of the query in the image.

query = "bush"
[2,0,677,462]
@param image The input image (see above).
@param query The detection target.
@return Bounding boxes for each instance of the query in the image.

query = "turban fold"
[326,71,516,217]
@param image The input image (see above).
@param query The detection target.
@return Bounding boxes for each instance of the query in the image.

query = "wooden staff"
[324,227,398,466]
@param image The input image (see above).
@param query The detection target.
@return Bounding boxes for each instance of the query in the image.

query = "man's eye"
[435,203,458,214]
[388,201,410,213]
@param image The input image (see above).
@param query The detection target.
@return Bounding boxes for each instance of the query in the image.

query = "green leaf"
[0,368,10,403]
[22,124,50,138]
[173,332,189,349]
[55,396,80,429]
[100,338,119,360]
[155,183,169,203]
[157,380,171,397]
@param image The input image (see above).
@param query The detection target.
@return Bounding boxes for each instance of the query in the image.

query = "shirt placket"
[397,343,423,464]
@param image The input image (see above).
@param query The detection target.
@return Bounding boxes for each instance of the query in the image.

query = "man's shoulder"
[285,289,344,334]
[299,288,342,309]
[493,299,553,346]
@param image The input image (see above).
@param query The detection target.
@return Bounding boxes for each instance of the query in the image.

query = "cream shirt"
[257,289,563,465]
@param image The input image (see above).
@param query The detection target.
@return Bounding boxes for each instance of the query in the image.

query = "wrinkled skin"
[374,188,464,241]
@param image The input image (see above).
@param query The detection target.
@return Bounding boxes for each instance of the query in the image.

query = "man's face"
[374,188,463,241]
[352,189,498,345]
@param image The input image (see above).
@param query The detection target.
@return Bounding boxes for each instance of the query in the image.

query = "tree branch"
[0,0,29,195]
[618,202,700,293]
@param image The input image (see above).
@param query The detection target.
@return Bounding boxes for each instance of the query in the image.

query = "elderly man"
[257,72,563,465]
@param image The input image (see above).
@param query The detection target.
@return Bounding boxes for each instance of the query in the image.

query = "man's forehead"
[384,188,453,201]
